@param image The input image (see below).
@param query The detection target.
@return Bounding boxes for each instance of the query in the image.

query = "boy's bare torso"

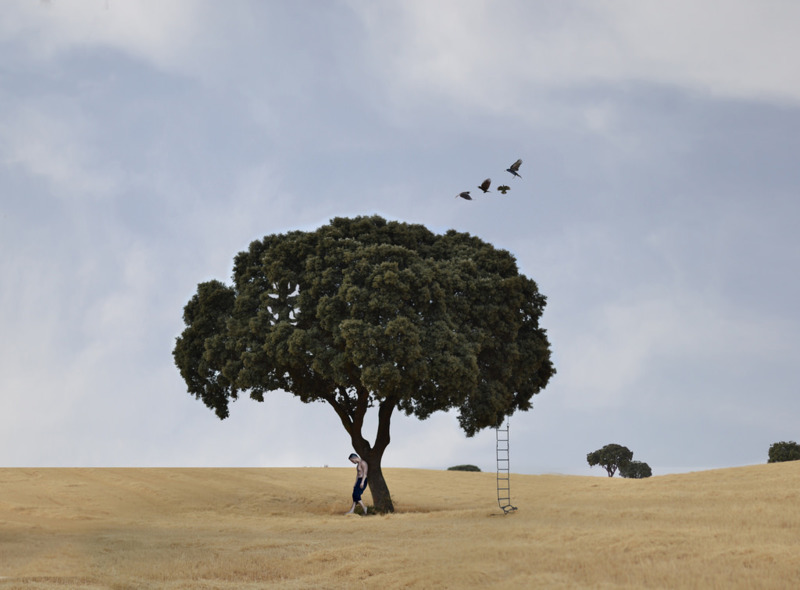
[355,457,367,481]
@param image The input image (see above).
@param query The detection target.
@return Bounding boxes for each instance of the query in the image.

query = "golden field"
[1,463,799,589]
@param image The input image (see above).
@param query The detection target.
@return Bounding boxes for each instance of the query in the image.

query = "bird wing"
[479,178,491,191]
[510,159,522,172]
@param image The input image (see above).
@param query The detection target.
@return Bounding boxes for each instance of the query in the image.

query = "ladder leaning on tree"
[496,420,518,514]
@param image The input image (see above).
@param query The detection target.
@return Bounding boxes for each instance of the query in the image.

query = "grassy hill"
[1,463,799,588]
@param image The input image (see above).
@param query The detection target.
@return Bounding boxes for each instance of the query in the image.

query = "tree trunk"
[327,390,397,513]
[363,452,394,513]
[351,397,396,513]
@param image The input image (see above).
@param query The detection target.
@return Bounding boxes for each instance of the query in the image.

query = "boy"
[345,453,368,515]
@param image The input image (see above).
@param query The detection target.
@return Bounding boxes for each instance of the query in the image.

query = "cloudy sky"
[2,0,798,477]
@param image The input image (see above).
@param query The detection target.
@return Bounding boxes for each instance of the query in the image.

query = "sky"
[2,0,799,477]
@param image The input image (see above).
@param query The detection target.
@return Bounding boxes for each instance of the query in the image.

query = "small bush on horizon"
[447,464,481,472]
[619,460,653,479]
[768,441,800,463]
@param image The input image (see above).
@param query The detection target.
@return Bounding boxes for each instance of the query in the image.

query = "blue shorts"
[352,479,368,502]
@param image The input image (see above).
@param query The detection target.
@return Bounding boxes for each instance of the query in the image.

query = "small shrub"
[619,460,652,479]
[447,464,481,472]
[768,441,800,463]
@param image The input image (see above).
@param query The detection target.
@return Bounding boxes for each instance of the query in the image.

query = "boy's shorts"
[352,479,368,502]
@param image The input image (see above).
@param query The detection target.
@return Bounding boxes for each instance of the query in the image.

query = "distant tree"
[447,464,481,472]
[619,460,652,479]
[768,441,800,463]
[173,215,555,513]
[587,444,634,477]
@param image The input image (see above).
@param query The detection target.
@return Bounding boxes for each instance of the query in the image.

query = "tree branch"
[374,397,397,458]
[351,385,370,440]
[322,390,353,437]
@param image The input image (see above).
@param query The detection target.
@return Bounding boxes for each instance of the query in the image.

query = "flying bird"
[478,178,491,193]
[506,159,522,178]
[456,191,472,200]
[497,185,510,194]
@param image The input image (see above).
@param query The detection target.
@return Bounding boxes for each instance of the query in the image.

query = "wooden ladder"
[496,421,517,514]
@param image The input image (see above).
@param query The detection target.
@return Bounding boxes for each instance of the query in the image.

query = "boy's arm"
[360,460,368,486]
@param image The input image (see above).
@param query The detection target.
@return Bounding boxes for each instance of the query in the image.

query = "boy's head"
[349,453,359,463]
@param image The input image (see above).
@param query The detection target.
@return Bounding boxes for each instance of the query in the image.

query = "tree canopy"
[173,215,555,511]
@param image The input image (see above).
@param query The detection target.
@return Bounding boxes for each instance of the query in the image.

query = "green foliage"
[172,280,237,419]
[768,441,800,463]
[173,215,555,434]
[447,464,482,472]
[587,444,634,477]
[619,460,652,479]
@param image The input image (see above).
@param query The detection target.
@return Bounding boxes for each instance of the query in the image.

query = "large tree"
[173,215,555,512]
[587,444,634,477]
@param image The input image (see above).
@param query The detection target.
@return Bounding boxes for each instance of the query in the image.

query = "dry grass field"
[1,462,799,589]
